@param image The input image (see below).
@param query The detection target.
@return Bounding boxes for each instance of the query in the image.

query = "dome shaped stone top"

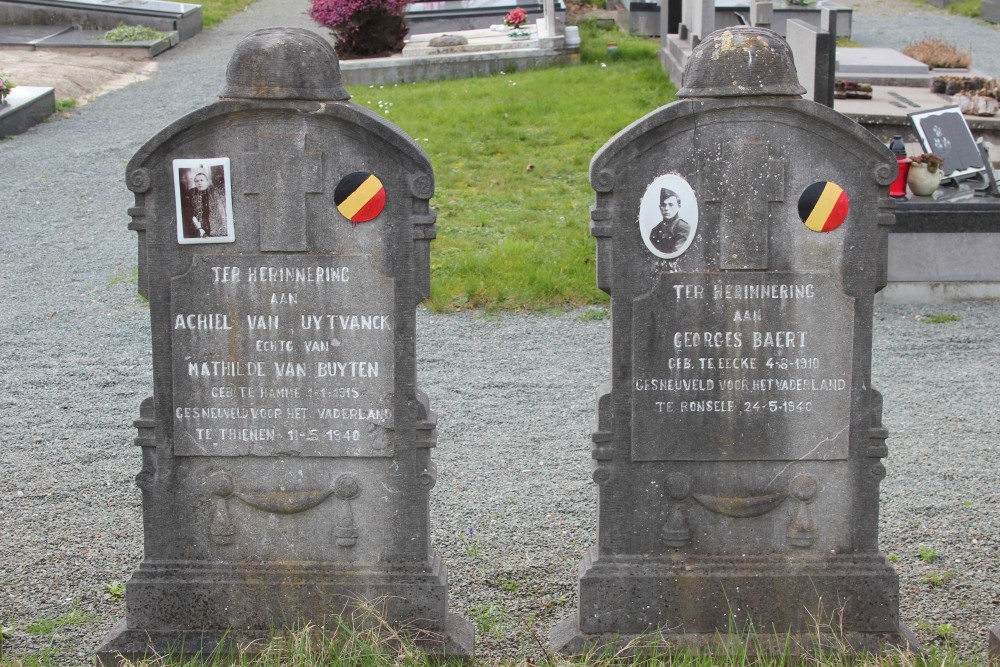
[219,27,351,101]
[677,26,806,98]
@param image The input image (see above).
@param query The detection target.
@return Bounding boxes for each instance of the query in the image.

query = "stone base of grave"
[0,86,55,138]
[95,557,474,665]
[660,36,693,91]
[988,622,1000,666]
[551,547,917,657]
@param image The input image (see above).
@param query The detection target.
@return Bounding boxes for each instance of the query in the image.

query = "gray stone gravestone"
[661,0,714,88]
[96,27,473,664]
[984,0,1000,23]
[552,26,915,655]
[785,18,834,107]
[750,0,772,28]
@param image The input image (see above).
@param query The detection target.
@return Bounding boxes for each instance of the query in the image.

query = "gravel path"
[847,0,1000,80]
[1,0,999,663]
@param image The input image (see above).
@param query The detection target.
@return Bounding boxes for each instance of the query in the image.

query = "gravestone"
[96,28,473,664]
[660,0,714,87]
[553,26,914,655]
[750,0,772,27]
[785,18,834,107]
[983,0,1000,23]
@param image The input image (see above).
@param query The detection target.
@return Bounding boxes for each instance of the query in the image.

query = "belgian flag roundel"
[335,171,386,224]
[798,181,849,233]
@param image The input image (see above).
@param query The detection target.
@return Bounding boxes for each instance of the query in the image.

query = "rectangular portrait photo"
[173,158,236,244]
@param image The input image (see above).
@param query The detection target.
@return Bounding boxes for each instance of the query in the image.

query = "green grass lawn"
[944,0,981,17]
[348,22,676,311]
[200,0,260,28]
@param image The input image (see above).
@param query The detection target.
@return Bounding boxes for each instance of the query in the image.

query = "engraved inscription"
[172,255,395,457]
[631,272,853,461]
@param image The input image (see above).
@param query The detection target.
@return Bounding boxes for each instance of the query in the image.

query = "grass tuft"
[921,313,960,324]
[579,307,610,321]
[104,580,126,602]
[945,0,981,17]
[470,603,507,639]
[920,571,957,589]
[102,22,168,43]
[23,608,98,636]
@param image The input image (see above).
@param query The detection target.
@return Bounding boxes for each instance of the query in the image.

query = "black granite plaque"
[631,272,853,461]
[172,255,395,457]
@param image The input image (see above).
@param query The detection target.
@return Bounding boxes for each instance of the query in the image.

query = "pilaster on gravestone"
[96,28,473,665]
[552,26,917,656]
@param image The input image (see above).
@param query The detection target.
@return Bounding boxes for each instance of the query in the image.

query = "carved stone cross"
[700,139,784,269]
[243,129,324,251]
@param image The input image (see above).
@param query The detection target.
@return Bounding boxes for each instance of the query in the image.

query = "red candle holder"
[890,156,911,199]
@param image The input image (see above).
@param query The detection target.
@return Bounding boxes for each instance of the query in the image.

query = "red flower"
[504,7,528,28]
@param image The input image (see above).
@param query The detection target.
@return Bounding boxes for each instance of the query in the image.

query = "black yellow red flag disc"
[798,181,849,232]
[335,172,386,223]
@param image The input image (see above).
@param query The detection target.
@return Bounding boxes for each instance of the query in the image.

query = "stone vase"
[907,163,942,196]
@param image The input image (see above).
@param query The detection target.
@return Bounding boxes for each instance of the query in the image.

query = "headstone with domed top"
[552,26,916,656]
[96,27,472,664]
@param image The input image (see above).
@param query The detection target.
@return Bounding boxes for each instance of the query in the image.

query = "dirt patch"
[0,49,156,104]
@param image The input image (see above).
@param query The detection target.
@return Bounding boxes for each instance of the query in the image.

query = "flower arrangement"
[503,6,528,28]
[0,72,13,105]
[308,0,409,57]
[910,152,945,173]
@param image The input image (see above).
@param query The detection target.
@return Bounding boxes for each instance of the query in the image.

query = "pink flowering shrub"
[309,0,410,57]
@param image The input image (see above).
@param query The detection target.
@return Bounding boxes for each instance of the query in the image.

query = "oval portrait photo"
[638,174,699,259]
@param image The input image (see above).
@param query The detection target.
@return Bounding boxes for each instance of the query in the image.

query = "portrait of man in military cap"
[639,174,698,259]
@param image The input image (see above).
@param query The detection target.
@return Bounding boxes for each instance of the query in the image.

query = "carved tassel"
[210,497,236,545]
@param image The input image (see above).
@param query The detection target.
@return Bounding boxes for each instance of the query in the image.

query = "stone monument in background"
[553,26,915,655]
[97,28,472,663]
